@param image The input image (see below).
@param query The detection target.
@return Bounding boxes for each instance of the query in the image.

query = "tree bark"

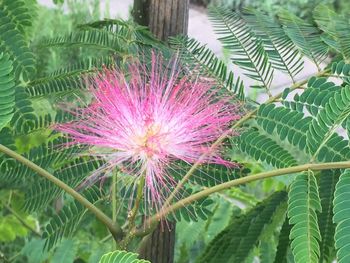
[133,0,189,41]
[132,0,189,262]
[138,222,176,263]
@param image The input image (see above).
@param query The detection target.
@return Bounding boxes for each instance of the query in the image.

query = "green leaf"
[239,130,298,168]
[288,172,322,263]
[43,186,101,250]
[21,239,49,263]
[197,191,287,263]
[260,238,277,263]
[313,5,350,61]
[257,104,311,151]
[273,217,291,263]
[0,137,76,188]
[278,10,328,70]
[257,103,350,161]
[41,29,126,54]
[168,194,214,223]
[282,77,340,117]
[10,87,38,134]
[0,7,36,80]
[209,7,274,89]
[27,56,115,97]
[0,0,33,35]
[333,169,350,263]
[79,19,159,47]
[0,53,15,131]
[318,170,339,262]
[99,250,150,263]
[51,239,77,263]
[307,85,350,161]
[331,61,350,84]
[243,8,303,82]
[24,157,102,212]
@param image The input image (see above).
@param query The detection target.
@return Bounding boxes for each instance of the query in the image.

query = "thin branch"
[121,175,145,248]
[136,160,350,236]
[0,144,123,241]
[111,170,118,249]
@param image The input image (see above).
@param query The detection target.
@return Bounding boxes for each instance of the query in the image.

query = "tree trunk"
[138,222,176,263]
[133,0,189,41]
[132,0,189,262]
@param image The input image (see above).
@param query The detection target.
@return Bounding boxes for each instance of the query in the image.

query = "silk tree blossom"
[56,52,241,210]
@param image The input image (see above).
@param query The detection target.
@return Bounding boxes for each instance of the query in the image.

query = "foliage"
[288,171,322,263]
[333,169,350,263]
[1,1,350,263]
[0,53,15,130]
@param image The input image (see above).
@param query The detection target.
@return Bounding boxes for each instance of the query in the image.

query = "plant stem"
[0,144,123,241]
[120,175,145,248]
[160,69,329,212]
[129,176,145,229]
[112,170,118,249]
[135,160,350,236]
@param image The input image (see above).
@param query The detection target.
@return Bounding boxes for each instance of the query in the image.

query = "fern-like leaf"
[278,10,328,70]
[0,53,15,131]
[208,7,274,90]
[331,61,350,84]
[243,8,303,82]
[239,130,297,168]
[307,85,350,161]
[170,160,239,188]
[27,56,115,97]
[168,195,214,222]
[80,19,158,47]
[0,0,34,37]
[333,169,350,263]
[257,104,311,151]
[0,8,36,80]
[273,217,291,263]
[288,172,322,263]
[41,29,126,54]
[282,77,340,117]
[257,103,350,161]
[197,191,287,263]
[0,137,79,187]
[313,5,350,61]
[43,186,101,250]
[318,170,339,262]
[10,87,38,134]
[24,157,103,212]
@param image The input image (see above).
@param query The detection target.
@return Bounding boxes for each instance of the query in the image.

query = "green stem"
[112,170,118,249]
[120,175,145,248]
[129,176,145,229]
[136,160,350,236]
[0,144,123,241]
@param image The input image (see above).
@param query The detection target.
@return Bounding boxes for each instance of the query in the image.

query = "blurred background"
[34,0,350,103]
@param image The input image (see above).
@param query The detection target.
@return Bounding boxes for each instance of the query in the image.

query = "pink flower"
[56,52,240,211]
